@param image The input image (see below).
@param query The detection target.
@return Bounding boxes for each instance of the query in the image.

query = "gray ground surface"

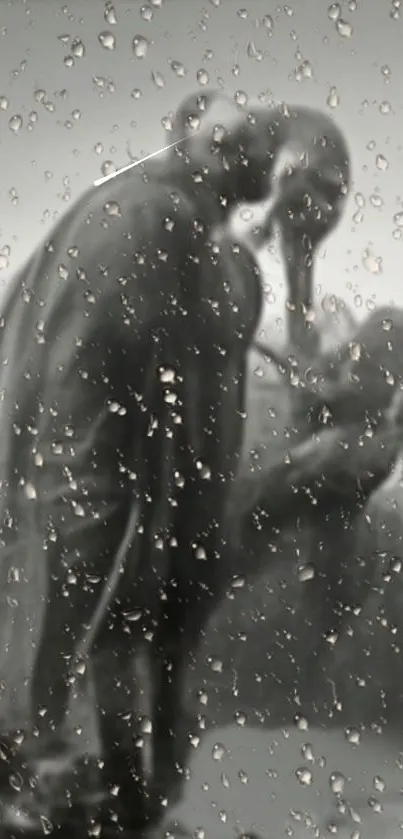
[163,723,403,839]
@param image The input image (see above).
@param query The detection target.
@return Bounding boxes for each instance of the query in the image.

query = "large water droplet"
[71,38,85,57]
[9,114,22,132]
[362,248,382,275]
[141,4,154,19]
[328,2,341,19]
[298,563,315,582]
[345,726,360,745]
[104,201,121,216]
[98,31,116,50]
[296,767,313,785]
[40,815,54,835]
[133,35,149,58]
[234,90,248,107]
[104,3,117,24]
[329,771,346,794]
[336,18,353,36]
[212,742,226,761]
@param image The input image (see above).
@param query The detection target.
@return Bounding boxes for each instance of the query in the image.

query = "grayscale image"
[0,1,402,837]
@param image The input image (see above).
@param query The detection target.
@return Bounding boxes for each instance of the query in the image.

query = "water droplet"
[345,726,360,745]
[104,201,121,216]
[131,88,142,99]
[209,656,223,673]
[9,772,23,792]
[197,68,209,86]
[133,35,149,58]
[104,3,117,25]
[262,13,273,30]
[336,18,353,36]
[247,40,262,60]
[234,90,248,107]
[63,55,74,68]
[394,211,403,227]
[326,86,340,108]
[362,248,382,275]
[294,713,309,730]
[328,2,341,19]
[376,153,388,171]
[212,742,226,761]
[140,4,154,20]
[98,31,116,50]
[374,775,385,792]
[152,71,165,88]
[330,771,346,794]
[298,563,315,582]
[296,767,313,785]
[169,59,186,76]
[381,64,391,78]
[140,716,152,734]
[9,114,22,132]
[379,100,391,114]
[101,160,116,176]
[71,38,85,57]
[0,95,9,110]
[349,341,361,361]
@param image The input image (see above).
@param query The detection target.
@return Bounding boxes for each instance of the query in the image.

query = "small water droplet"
[326,86,340,108]
[197,68,209,86]
[101,160,116,176]
[376,153,388,171]
[9,772,23,792]
[262,13,273,30]
[98,31,116,50]
[0,95,9,110]
[152,70,165,88]
[9,114,22,133]
[169,59,186,76]
[133,35,149,58]
[212,742,226,761]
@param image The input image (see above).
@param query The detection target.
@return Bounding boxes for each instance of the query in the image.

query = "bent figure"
[0,90,351,835]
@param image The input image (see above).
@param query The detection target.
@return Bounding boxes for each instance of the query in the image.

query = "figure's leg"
[89,616,152,834]
[148,579,223,820]
[1,570,110,831]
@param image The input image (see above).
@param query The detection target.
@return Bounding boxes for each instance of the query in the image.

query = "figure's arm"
[229,421,403,529]
[22,185,193,616]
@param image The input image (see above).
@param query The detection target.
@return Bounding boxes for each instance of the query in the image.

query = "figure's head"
[167,89,279,209]
[268,107,351,248]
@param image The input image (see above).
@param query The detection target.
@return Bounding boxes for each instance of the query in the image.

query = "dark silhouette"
[0,91,352,837]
